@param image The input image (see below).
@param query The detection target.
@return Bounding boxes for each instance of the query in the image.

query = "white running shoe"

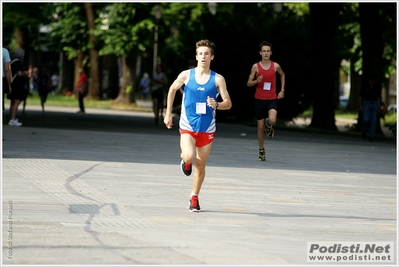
[8,119,22,126]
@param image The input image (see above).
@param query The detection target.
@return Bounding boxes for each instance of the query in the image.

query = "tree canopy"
[2,2,396,129]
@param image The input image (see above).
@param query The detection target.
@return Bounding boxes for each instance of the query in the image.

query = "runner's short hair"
[196,39,215,55]
[259,41,272,51]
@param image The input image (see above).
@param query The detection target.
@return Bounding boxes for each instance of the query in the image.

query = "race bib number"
[196,102,206,114]
[263,82,271,90]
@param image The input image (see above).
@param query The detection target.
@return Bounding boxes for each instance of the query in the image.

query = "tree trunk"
[359,3,384,81]
[106,54,119,99]
[14,26,34,68]
[382,77,390,106]
[85,2,101,100]
[125,55,137,103]
[61,52,75,92]
[350,63,364,131]
[348,62,362,112]
[15,27,28,66]
[114,55,137,104]
[15,28,24,49]
[308,3,341,131]
[88,48,101,100]
[358,3,385,134]
[114,57,130,104]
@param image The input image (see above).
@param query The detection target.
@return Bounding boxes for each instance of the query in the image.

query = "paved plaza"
[2,105,397,266]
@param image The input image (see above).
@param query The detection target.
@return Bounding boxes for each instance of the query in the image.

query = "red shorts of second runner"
[180,130,215,147]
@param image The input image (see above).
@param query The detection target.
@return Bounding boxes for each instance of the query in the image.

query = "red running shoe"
[189,195,200,212]
[180,160,192,176]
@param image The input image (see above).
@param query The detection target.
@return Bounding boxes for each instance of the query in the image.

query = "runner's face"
[196,46,214,67]
[259,45,272,60]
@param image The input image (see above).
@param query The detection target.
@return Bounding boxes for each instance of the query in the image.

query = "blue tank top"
[179,68,219,133]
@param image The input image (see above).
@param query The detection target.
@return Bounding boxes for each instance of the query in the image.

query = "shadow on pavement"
[2,107,397,176]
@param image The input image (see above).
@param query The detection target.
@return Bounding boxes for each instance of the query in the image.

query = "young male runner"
[164,39,232,212]
[247,41,285,161]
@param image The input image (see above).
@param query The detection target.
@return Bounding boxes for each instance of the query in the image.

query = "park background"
[1,2,397,137]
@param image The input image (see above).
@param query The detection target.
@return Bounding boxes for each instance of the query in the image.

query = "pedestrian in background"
[152,64,168,125]
[30,66,39,93]
[51,71,60,93]
[2,47,12,112]
[38,66,51,113]
[7,48,29,126]
[76,68,88,113]
[359,76,381,142]
[139,72,151,100]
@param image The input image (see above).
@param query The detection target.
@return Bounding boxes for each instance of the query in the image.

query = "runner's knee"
[181,152,195,164]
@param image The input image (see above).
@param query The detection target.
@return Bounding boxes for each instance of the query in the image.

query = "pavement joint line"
[3,157,292,264]
[2,105,397,265]
[3,160,291,264]
[3,158,157,229]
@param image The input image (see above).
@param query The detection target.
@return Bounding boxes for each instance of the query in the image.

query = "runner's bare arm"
[212,73,232,110]
[247,64,259,87]
[164,70,189,128]
[275,63,285,99]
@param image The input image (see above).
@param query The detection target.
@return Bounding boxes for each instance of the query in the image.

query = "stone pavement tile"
[2,106,397,265]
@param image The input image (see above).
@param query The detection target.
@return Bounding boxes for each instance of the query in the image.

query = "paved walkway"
[2,105,397,265]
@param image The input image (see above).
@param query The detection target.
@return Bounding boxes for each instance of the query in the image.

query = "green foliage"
[162,2,205,21]
[96,3,154,57]
[384,112,397,126]
[379,3,397,78]
[3,3,51,28]
[338,3,360,61]
[159,3,209,72]
[2,3,54,51]
[49,3,89,60]
[3,2,396,124]
[285,2,310,15]
[337,2,396,78]
[125,85,133,94]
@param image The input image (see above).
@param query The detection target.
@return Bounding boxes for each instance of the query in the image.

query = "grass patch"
[19,92,152,112]
[303,108,396,125]
[15,93,398,128]
[23,92,113,109]
[304,109,357,120]
[334,110,358,119]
